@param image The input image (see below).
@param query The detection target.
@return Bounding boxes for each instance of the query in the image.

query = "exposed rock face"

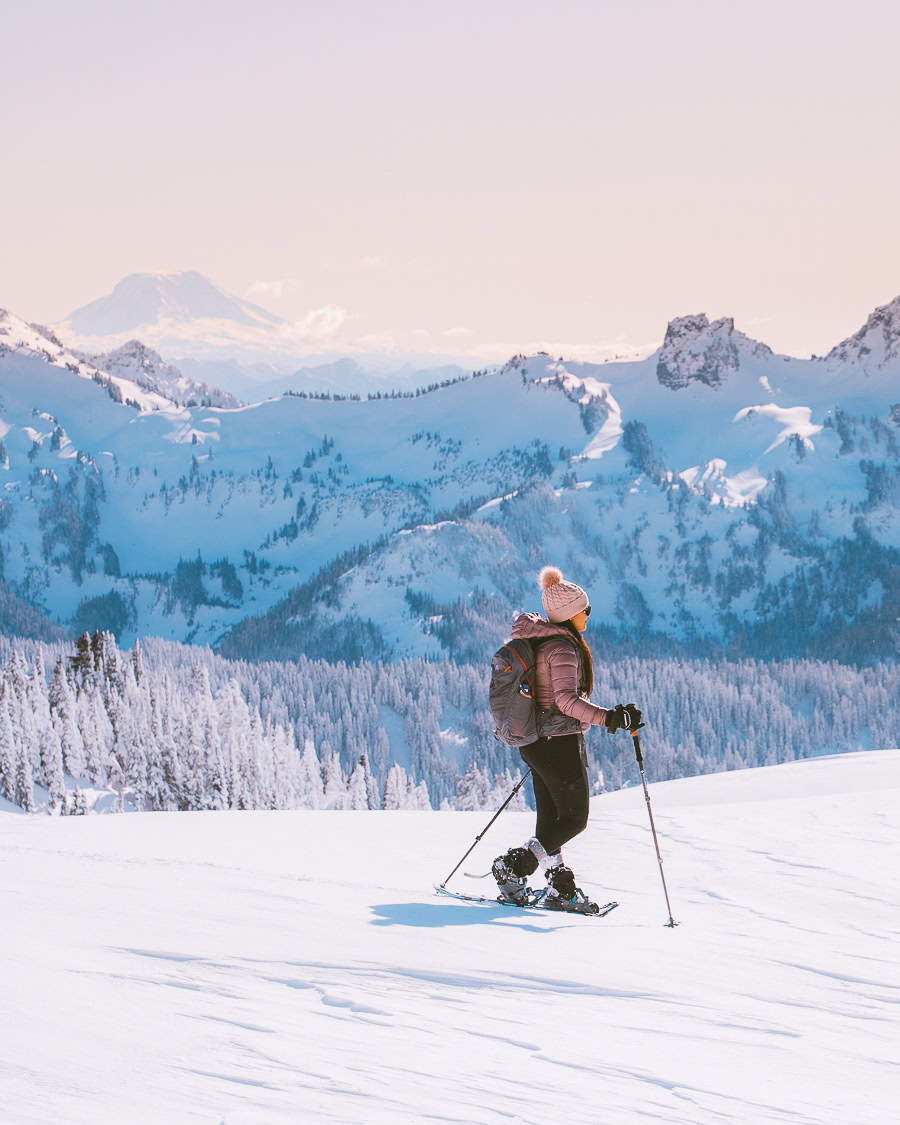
[823,295,900,374]
[656,314,772,390]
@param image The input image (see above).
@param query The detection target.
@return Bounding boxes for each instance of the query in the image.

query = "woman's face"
[570,608,589,633]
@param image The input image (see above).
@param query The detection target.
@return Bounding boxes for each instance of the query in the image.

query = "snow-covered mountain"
[84,339,243,409]
[62,269,283,337]
[1,298,897,662]
[3,748,899,1124]
[56,269,301,367]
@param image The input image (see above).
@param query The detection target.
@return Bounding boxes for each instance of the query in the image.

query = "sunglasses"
[585,605,591,617]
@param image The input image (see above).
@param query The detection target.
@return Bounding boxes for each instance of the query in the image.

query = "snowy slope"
[1,749,898,1124]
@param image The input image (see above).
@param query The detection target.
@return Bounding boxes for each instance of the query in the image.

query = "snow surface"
[2,749,899,1124]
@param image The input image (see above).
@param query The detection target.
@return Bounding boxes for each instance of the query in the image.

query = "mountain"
[4,748,899,1123]
[56,270,297,365]
[63,270,284,336]
[84,339,243,409]
[1,298,898,662]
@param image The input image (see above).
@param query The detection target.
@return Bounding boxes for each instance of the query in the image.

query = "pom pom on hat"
[537,565,589,623]
[538,565,563,591]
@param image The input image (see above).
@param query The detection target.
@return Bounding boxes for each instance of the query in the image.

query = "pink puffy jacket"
[510,613,609,736]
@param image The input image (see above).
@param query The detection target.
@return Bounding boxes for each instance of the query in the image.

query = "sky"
[2,0,900,361]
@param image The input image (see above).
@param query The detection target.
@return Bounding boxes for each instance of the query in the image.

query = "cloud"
[360,256,386,269]
[441,327,473,337]
[247,279,298,301]
[280,305,348,344]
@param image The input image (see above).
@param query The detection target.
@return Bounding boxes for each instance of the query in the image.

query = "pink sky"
[2,0,899,360]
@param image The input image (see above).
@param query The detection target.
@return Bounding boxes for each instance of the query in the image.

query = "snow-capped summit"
[63,271,284,337]
[55,271,299,365]
[86,339,243,409]
[656,313,773,390]
[823,293,900,375]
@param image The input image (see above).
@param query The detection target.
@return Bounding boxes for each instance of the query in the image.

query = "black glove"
[604,703,643,733]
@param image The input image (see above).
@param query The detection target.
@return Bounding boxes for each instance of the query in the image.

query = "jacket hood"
[510,612,577,642]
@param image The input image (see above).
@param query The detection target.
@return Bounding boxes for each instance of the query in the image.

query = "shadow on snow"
[369,900,560,932]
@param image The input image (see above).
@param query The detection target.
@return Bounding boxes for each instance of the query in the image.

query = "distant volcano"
[62,270,284,336]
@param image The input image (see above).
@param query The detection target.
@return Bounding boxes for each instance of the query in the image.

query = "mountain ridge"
[1,292,897,663]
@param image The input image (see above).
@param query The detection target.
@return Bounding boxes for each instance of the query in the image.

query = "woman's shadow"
[370,901,560,932]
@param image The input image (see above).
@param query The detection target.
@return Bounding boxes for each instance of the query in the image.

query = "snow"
[2,749,898,1124]
[733,403,824,454]
[580,382,623,459]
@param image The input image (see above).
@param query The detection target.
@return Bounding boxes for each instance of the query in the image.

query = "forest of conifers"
[1,632,897,814]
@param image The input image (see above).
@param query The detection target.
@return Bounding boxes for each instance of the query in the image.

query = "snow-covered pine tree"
[0,695,16,804]
[361,752,380,810]
[297,738,325,810]
[322,751,348,810]
[30,655,66,810]
[382,763,409,810]
[407,776,432,810]
[345,757,370,810]
[49,658,85,781]
[454,762,492,810]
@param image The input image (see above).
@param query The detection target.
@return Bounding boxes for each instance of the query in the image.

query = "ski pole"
[438,769,533,889]
[631,730,679,928]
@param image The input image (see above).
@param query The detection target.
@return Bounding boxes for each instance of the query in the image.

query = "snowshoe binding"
[541,865,601,914]
[491,847,538,906]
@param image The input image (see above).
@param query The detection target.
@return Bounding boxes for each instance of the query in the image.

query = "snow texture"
[1,749,898,1124]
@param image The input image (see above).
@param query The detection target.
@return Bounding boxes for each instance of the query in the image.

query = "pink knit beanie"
[538,566,589,623]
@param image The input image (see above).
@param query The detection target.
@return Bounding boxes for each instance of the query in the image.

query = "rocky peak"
[823,294,900,373]
[656,314,772,390]
[88,339,243,409]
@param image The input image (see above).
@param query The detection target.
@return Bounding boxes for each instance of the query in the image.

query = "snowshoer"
[492,566,641,911]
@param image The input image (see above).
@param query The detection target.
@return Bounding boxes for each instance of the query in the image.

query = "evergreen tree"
[0,696,16,803]
[345,758,370,810]
[322,752,347,810]
[297,739,325,809]
[382,763,409,810]
[50,658,85,780]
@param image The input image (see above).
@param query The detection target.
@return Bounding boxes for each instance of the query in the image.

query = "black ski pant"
[519,733,590,857]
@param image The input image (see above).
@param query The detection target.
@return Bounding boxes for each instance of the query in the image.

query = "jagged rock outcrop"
[656,314,773,390]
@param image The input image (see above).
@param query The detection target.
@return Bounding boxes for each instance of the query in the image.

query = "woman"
[492,566,641,911]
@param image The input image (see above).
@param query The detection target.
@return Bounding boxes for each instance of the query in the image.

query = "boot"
[543,865,599,912]
[545,864,577,901]
[492,847,537,905]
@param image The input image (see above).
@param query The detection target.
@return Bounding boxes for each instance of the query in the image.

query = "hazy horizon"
[3,0,899,361]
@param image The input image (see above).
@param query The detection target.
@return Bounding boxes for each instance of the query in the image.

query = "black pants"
[519,733,590,856]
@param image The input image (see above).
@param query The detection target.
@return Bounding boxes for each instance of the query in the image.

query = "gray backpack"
[489,638,549,746]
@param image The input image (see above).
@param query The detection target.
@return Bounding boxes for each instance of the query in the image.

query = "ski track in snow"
[2,751,899,1124]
